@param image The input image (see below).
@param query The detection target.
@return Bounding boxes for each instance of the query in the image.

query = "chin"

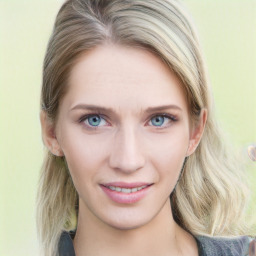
[99,207,160,231]
[105,218,150,231]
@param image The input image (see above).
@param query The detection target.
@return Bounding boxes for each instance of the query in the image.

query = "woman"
[37,0,255,255]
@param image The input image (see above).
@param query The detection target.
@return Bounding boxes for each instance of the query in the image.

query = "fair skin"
[41,44,207,256]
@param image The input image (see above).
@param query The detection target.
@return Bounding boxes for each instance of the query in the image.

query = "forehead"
[61,44,188,115]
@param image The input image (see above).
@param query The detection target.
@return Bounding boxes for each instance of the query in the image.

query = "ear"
[40,110,64,157]
[186,108,207,156]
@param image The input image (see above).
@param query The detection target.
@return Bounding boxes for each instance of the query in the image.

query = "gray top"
[58,231,255,256]
[195,235,254,256]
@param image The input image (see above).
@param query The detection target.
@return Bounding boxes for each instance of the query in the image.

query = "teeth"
[116,187,121,192]
[107,185,147,193]
[131,188,137,192]
[122,188,131,193]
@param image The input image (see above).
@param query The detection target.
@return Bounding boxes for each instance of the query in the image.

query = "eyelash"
[78,112,178,130]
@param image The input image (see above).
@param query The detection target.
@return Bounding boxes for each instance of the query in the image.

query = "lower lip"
[100,185,151,204]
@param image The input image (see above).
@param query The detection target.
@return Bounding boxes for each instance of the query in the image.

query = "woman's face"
[51,44,203,230]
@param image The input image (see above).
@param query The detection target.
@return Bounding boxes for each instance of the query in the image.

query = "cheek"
[149,130,189,180]
[58,127,109,184]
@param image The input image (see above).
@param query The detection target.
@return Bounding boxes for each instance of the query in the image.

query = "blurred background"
[0,0,255,255]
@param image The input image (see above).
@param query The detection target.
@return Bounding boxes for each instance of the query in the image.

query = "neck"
[73,199,198,256]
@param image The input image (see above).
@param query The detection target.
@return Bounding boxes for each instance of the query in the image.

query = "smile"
[106,185,148,193]
[100,182,153,204]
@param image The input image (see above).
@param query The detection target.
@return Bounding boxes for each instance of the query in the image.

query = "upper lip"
[101,182,153,188]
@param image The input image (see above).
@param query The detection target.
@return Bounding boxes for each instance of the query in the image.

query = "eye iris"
[88,115,101,126]
[152,116,164,126]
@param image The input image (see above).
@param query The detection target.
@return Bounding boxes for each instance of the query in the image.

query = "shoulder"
[195,235,256,256]
[58,231,255,256]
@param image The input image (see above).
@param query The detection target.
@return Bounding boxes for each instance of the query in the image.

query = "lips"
[100,182,153,204]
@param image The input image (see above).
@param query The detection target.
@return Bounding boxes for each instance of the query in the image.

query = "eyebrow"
[70,104,182,115]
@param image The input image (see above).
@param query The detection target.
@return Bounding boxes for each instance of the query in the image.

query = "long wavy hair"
[37,0,253,255]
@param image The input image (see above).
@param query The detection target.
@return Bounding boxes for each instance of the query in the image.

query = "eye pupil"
[152,116,164,126]
[88,115,101,126]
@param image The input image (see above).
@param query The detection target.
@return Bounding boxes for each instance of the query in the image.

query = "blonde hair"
[37,0,253,255]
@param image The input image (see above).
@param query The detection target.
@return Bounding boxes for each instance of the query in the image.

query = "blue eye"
[79,113,176,130]
[88,115,101,126]
[82,115,107,127]
[149,115,174,127]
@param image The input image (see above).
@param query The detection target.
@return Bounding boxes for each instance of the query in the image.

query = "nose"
[109,126,146,173]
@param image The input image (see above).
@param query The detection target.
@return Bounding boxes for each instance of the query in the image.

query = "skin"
[41,44,207,256]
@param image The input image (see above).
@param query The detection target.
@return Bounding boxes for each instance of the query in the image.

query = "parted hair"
[37,0,252,255]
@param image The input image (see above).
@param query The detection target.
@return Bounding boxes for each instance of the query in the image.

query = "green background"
[0,0,255,255]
